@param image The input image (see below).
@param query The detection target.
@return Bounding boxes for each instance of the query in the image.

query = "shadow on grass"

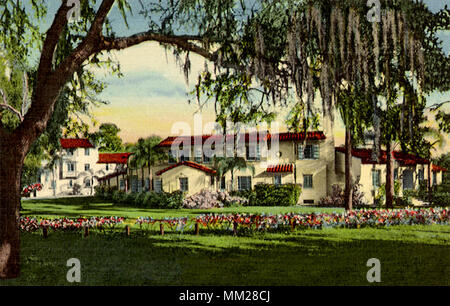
[2,227,448,286]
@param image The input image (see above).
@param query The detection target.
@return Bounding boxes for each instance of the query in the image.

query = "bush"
[134,192,148,207]
[319,184,369,208]
[164,190,185,209]
[230,189,257,206]
[253,184,302,206]
[182,190,248,209]
[94,185,115,200]
[432,192,450,206]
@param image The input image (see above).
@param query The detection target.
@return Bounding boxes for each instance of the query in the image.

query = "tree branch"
[37,0,71,81]
[97,32,218,62]
[0,88,23,122]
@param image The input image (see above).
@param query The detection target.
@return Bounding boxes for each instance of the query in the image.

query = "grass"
[21,196,344,220]
[2,196,448,286]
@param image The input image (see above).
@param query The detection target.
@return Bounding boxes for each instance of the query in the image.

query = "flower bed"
[19,208,450,235]
[21,183,43,197]
[19,216,125,232]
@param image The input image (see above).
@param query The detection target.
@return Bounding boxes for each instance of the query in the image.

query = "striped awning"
[266,164,293,173]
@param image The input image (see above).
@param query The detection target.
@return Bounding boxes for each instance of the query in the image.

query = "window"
[203,153,211,163]
[51,180,56,189]
[84,148,90,156]
[145,178,150,191]
[84,177,91,187]
[168,151,177,164]
[67,149,74,156]
[274,175,282,186]
[131,175,138,193]
[238,176,252,191]
[220,177,226,190]
[106,164,109,171]
[372,170,381,187]
[210,176,215,186]
[247,145,261,161]
[84,164,90,171]
[137,179,143,192]
[180,177,189,192]
[303,175,313,189]
[180,154,189,162]
[433,172,437,186]
[194,147,203,163]
[69,180,73,187]
[394,168,399,180]
[154,179,163,193]
[418,169,424,181]
[119,179,125,190]
[67,162,75,172]
[298,144,319,160]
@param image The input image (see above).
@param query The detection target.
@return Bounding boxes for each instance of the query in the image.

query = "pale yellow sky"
[87,42,448,157]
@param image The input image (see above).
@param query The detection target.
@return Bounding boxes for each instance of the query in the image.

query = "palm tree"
[212,156,255,191]
[130,137,165,192]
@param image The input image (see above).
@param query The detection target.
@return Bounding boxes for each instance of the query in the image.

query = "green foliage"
[96,185,185,209]
[252,184,302,207]
[319,184,368,208]
[128,136,166,170]
[229,189,257,206]
[89,123,124,152]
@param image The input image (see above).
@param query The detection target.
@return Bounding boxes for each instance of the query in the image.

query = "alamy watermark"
[366,258,381,283]
[367,0,381,23]
[67,0,81,23]
[169,114,281,167]
[66,258,81,283]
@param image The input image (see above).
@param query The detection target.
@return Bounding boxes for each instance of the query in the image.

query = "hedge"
[253,184,302,206]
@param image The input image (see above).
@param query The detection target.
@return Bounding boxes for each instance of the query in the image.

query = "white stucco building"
[36,139,115,197]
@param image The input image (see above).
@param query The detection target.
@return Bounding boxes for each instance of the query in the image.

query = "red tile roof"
[97,153,133,164]
[267,131,326,141]
[432,164,447,172]
[156,161,216,176]
[266,164,294,173]
[157,131,325,148]
[335,147,430,165]
[60,138,94,149]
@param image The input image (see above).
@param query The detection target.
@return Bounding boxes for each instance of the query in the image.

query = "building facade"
[97,132,446,205]
[36,139,121,197]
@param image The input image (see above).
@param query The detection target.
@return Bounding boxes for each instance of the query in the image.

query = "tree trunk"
[428,161,432,204]
[141,167,145,192]
[344,128,353,211]
[385,141,395,209]
[0,140,26,279]
[231,171,234,192]
[149,163,153,191]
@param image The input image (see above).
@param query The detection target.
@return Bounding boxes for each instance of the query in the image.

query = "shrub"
[165,190,185,209]
[95,185,116,200]
[182,190,248,209]
[319,184,369,208]
[253,184,302,206]
[230,190,257,206]
[431,192,450,207]
[134,192,148,207]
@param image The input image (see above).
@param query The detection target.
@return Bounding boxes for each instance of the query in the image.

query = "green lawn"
[1,196,448,286]
[21,196,344,220]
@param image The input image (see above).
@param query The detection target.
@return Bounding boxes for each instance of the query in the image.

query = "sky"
[42,0,450,156]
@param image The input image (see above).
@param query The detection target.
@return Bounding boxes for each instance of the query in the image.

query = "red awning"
[266,164,294,173]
